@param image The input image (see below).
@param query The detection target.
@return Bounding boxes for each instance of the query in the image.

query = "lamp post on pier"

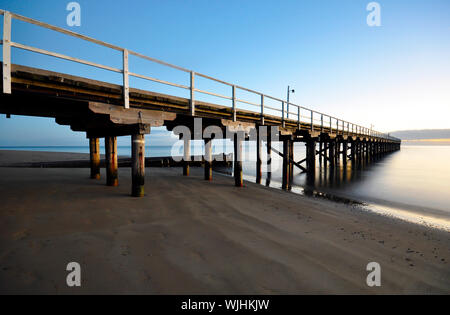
[286,86,295,119]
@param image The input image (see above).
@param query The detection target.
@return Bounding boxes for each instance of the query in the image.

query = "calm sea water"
[0,145,232,158]
[242,144,450,229]
[2,144,449,227]
[0,145,173,157]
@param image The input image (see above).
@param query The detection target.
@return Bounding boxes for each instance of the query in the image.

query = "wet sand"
[0,150,92,165]
[0,150,449,294]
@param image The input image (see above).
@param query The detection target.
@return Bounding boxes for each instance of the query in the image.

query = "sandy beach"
[0,150,449,294]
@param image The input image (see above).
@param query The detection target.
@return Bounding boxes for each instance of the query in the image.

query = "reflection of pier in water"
[261,136,400,196]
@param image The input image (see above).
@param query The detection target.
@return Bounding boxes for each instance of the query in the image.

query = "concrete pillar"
[204,138,213,181]
[234,132,243,187]
[183,137,191,176]
[105,136,118,186]
[89,137,100,179]
[323,142,328,168]
[131,134,145,197]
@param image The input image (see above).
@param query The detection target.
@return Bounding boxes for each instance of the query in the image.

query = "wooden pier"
[0,10,401,197]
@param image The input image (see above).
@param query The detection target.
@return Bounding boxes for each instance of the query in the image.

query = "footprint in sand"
[12,229,29,241]
[120,245,131,256]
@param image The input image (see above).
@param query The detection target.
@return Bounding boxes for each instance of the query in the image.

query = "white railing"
[0,10,400,142]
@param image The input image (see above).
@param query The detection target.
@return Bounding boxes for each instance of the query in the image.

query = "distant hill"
[390,129,450,140]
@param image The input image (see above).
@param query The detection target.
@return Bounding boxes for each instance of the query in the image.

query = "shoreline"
[242,174,450,233]
[298,187,450,232]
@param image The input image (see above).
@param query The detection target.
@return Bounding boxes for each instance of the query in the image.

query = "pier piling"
[131,134,145,197]
[183,137,191,176]
[306,139,316,184]
[105,136,118,187]
[282,138,290,190]
[319,142,323,166]
[204,137,213,181]
[329,141,335,169]
[89,137,100,179]
[336,142,340,165]
[266,127,272,186]
[234,132,243,187]
[289,139,294,190]
[256,127,263,184]
[342,141,348,167]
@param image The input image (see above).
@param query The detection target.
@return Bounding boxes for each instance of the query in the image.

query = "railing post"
[232,85,236,122]
[190,71,195,116]
[321,114,323,132]
[282,101,285,128]
[297,106,301,129]
[310,111,313,131]
[122,48,130,109]
[260,94,264,125]
[3,11,12,94]
[330,117,332,132]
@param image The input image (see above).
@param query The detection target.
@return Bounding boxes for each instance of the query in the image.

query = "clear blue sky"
[0,0,449,146]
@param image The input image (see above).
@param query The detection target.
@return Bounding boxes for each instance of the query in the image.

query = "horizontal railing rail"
[0,9,400,142]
